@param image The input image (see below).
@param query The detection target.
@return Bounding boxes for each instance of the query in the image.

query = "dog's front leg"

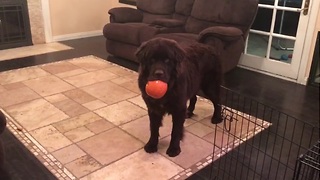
[167,109,186,157]
[144,110,162,153]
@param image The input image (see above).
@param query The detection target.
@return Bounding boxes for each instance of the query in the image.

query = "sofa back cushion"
[185,0,258,34]
[173,0,195,22]
[137,0,177,23]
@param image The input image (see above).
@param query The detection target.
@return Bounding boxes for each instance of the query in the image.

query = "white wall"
[47,0,134,41]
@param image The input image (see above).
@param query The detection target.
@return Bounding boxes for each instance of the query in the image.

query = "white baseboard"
[52,30,103,42]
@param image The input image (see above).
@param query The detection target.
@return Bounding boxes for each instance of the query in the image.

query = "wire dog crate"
[293,140,320,180]
[209,87,319,180]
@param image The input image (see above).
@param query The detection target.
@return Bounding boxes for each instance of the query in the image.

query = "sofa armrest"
[151,18,184,28]
[199,26,243,42]
[109,7,143,23]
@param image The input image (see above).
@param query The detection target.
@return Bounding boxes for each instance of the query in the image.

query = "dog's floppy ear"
[135,40,150,63]
[167,39,186,63]
[165,39,186,76]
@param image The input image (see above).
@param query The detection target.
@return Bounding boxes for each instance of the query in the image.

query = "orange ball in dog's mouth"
[145,80,168,99]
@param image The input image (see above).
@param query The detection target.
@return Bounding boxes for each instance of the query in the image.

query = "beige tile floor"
[0,55,271,180]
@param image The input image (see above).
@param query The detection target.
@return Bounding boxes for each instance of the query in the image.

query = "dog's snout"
[153,69,165,78]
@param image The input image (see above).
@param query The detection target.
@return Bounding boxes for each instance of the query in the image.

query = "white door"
[239,0,312,80]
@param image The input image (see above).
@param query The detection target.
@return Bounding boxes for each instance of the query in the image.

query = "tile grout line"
[1,108,77,180]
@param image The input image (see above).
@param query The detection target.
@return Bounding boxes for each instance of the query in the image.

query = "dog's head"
[135,37,186,83]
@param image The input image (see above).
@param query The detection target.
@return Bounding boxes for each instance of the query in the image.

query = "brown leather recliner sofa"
[103,0,258,73]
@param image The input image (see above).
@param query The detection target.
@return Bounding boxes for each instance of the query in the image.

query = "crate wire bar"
[209,86,319,180]
[293,140,320,180]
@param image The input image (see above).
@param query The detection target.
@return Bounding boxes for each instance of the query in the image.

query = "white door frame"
[297,0,320,84]
[239,0,320,84]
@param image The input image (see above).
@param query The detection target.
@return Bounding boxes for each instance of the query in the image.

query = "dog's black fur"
[136,37,223,157]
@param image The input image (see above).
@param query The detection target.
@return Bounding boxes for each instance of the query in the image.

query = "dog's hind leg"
[186,95,197,118]
[144,111,162,153]
[206,92,222,124]
[202,81,223,124]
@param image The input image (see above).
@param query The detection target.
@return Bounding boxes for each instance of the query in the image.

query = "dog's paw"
[144,143,158,153]
[186,111,194,118]
[211,114,223,124]
[166,146,181,157]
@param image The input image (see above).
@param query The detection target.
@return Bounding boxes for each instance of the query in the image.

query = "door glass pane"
[270,37,294,63]
[259,0,275,5]
[278,0,302,8]
[251,7,273,32]
[247,33,269,58]
[274,10,300,36]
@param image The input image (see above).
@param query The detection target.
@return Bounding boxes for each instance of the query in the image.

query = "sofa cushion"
[141,13,173,24]
[137,0,177,14]
[109,7,143,23]
[185,0,258,33]
[172,0,195,23]
[174,0,194,16]
[155,33,198,47]
[104,23,160,46]
[151,18,184,27]
[137,0,177,23]
[139,25,164,43]
[185,17,215,34]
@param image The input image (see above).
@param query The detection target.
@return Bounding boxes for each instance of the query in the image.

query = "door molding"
[297,0,320,84]
[240,0,320,84]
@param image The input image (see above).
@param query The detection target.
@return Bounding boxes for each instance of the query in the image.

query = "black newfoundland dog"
[136,37,223,157]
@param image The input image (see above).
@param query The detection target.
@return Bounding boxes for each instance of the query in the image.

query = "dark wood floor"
[0,36,319,180]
